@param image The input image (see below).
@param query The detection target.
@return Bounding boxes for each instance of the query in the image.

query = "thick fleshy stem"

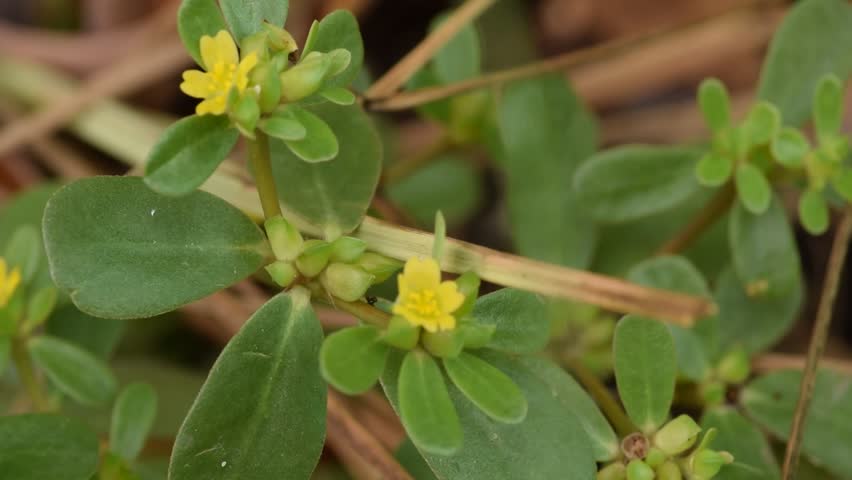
[248,131,282,220]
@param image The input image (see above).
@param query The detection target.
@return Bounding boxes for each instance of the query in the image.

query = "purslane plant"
[1,0,852,479]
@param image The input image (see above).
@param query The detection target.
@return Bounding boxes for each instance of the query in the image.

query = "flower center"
[404,290,440,317]
[209,62,239,94]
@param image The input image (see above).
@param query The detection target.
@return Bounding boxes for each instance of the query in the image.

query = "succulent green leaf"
[23,286,57,331]
[43,177,269,319]
[319,87,356,105]
[110,383,158,461]
[397,350,462,456]
[742,370,852,478]
[170,289,326,480]
[701,407,780,480]
[574,145,703,223]
[395,438,439,480]
[734,163,772,214]
[814,74,844,140]
[729,194,801,297]
[145,115,239,196]
[741,102,780,148]
[177,0,228,66]
[277,105,339,163]
[757,0,852,126]
[261,112,307,141]
[0,414,99,480]
[832,167,852,202]
[698,78,731,132]
[45,304,126,359]
[302,10,363,88]
[799,189,830,235]
[771,127,810,168]
[472,288,549,355]
[0,184,58,292]
[320,326,389,394]
[443,352,527,424]
[28,335,117,406]
[4,224,41,283]
[614,315,677,433]
[696,152,734,187]
[270,102,381,239]
[220,0,288,43]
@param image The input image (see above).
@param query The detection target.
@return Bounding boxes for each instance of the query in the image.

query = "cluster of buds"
[551,302,616,376]
[263,215,399,301]
[597,416,733,480]
[700,347,751,406]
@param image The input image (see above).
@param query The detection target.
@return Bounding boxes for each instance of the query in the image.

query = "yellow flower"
[0,258,21,308]
[393,257,464,333]
[180,30,258,116]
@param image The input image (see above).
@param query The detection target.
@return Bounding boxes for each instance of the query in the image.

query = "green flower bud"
[355,253,403,283]
[654,415,701,456]
[422,329,464,358]
[626,459,655,480]
[265,260,298,288]
[240,31,270,61]
[232,94,260,137]
[645,447,667,468]
[320,263,374,302]
[381,315,420,350]
[280,52,332,103]
[716,347,750,384]
[265,216,303,262]
[454,271,480,317]
[597,463,626,480]
[457,321,496,349]
[655,461,682,480]
[688,450,733,480]
[448,91,490,144]
[262,23,298,56]
[701,381,726,406]
[256,64,282,113]
[296,239,333,277]
[330,236,367,263]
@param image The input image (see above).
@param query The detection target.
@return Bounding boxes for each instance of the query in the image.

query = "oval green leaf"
[279,105,339,163]
[696,152,733,187]
[430,12,481,84]
[698,78,731,132]
[771,127,810,168]
[443,352,527,424]
[28,335,117,406]
[177,0,228,66]
[302,10,363,88]
[320,325,389,394]
[43,177,269,319]
[110,382,158,461]
[220,0,288,43]
[45,303,126,359]
[0,414,99,480]
[170,289,326,480]
[814,74,843,139]
[472,288,549,355]
[270,102,381,239]
[261,112,306,141]
[614,315,677,433]
[144,115,239,196]
[799,189,829,235]
[4,224,41,284]
[734,163,772,215]
[701,407,780,480]
[574,145,703,224]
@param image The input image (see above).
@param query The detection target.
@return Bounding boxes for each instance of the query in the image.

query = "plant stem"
[656,183,735,256]
[248,131,282,220]
[11,336,49,412]
[564,357,637,438]
[307,283,391,328]
[781,207,852,480]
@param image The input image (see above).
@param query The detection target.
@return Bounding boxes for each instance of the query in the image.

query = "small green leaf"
[832,167,852,201]
[742,370,852,479]
[430,12,481,84]
[814,74,844,140]
[302,10,363,88]
[110,383,158,461]
[43,177,268,319]
[574,145,703,223]
[398,350,462,456]
[177,0,228,66]
[614,315,676,433]
[220,0,288,42]
[0,414,99,480]
[45,304,125,359]
[443,352,527,424]
[735,163,772,214]
[395,438,439,480]
[145,115,239,196]
[472,288,549,354]
[28,335,117,406]
[320,326,389,394]
[4,225,41,283]
[771,127,810,168]
[698,78,731,132]
[701,407,780,480]
[799,189,830,235]
[260,112,307,141]
[170,289,326,480]
[729,194,801,297]
[23,286,57,331]
[0,184,58,292]
[282,105,338,164]
[696,152,734,187]
[319,87,356,105]
[742,102,780,148]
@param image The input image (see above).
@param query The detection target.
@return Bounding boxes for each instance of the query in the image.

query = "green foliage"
[45,304,126,359]
[742,370,852,478]
[701,408,780,480]
[734,163,772,215]
[276,105,339,163]
[498,75,598,268]
[0,414,99,480]
[28,335,117,406]
[614,316,677,433]
[145,115,239,196]
[574,146,703,223]
[4,225,41,285]
[43,177,269,319]
[110,383,158,461]
[443,352,527,424]
[698,78,731,132]
[169,289,326,480]
[471,288,549,355]
[798,188,830,235]
[320,325,389,394]
[302,10,364,89]
[177,0,228,66]
[220,0,288,43]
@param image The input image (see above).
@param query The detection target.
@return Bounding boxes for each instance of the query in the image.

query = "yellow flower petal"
[200,30,238,70]
[180,70,213,98]
[235,53,259,92]
[437,281,465,314]
[0,259,21,307]
[196,95,227,116]
[401,257,441,291]
[436,314,456,331]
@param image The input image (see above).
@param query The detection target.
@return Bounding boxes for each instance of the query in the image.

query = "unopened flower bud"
[262,23,298,56]
[320,263,374,302]
[381,315,420,350]
[655,461,682,480]
[422,329,464,358]
[644,447,667,468]
[453,271,480,318]
[355,253,403,283]
[255,65,282,113]
[265,216,303,261]
[280,52,332,103]
[296,239,333,277]
[330,236,367,263]
[232,94,260,137]
[626,459,655,480]
[597,462,626,480]
[688,450,733,480]
[716,347,750,384]
[701,381,726,406]
[265,260,298,288]
[654,415,701,456]
[457,322,495,349]
[240,31,270,61]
